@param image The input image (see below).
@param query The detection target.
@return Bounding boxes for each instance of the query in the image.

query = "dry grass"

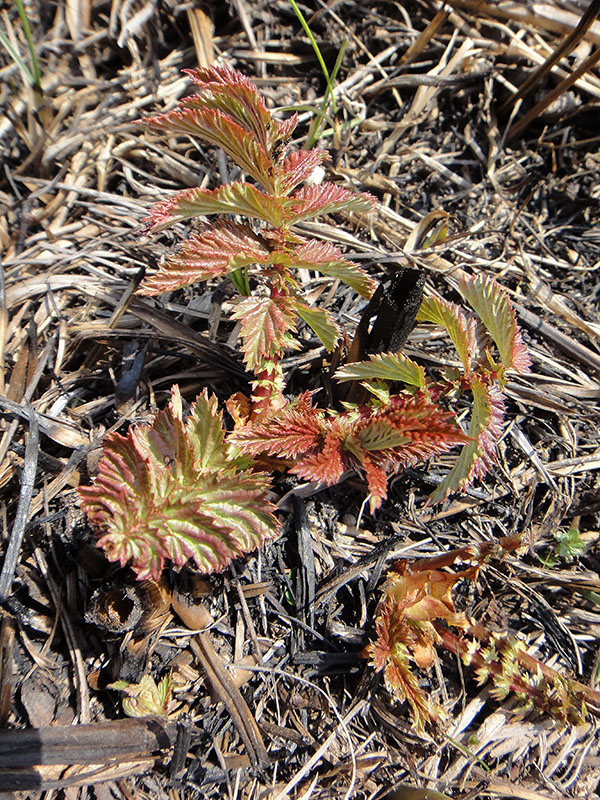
[1,0,600,798]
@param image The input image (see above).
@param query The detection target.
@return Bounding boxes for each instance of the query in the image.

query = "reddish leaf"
[140,221,270,295]
[231,294,300,371]
[275,149,328,195]
[366,600,440,729]
[229,391,323,458]
[275,112,299,144]
[230,392,466,510]
[182,66,276,153]
[290,425,349,485]
[288,183,375,224]
[458,275,532,374]
[141,107,275,191]
[470,382,506,479]
[293,239,375,298]
[78,387,279,580]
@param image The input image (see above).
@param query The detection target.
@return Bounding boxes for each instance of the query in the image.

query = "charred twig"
[0,401,38,601]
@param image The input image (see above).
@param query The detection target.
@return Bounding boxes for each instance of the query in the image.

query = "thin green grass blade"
[288,0,336,111]
[0,29,33,86]
[308,38,347,147]
[14,0,41,90]
[288,0,347,147]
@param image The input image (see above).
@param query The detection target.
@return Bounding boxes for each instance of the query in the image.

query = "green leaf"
[109,675,178,718]
[78,386,279,580]
[144,183,289,232]
[416,296,473,373]
[427,375,491,505]
[362,379,391,405]
[458,275,531,374]
[309,258,375,298]
[335,352,426,388]
[293,301,341,350]
[553,527,585,561]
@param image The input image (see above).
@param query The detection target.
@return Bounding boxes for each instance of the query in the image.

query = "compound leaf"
[182,65,291,153]
[229,391,323,458]
[231,392,465,511]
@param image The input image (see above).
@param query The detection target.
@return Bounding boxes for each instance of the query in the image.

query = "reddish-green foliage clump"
[366,537,600,730]
[138,65,375,415]
[78,65,531,581]
[230,390,467,512]
[337,274,531,503]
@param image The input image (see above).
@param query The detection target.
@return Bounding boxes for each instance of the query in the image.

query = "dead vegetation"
[1,0,600,798]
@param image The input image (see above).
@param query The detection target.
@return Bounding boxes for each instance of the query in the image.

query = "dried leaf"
[383,786,452,800]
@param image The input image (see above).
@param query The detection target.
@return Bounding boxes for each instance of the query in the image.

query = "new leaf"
[78,387,279,580]
[458,275,531,374]
[230,392,467,511]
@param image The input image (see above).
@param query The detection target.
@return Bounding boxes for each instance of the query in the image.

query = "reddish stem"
[249,283,287,421]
